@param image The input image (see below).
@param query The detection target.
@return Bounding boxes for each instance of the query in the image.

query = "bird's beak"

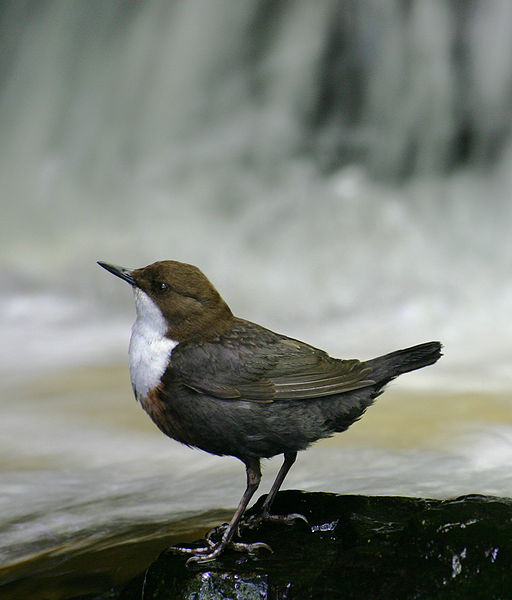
[97,261,136,285]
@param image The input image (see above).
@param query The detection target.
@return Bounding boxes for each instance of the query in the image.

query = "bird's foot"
[168,523,272,565]
[242,510,309,529]
[168,537,272,565]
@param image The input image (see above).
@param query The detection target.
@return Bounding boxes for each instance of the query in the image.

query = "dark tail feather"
[366,341,442,384]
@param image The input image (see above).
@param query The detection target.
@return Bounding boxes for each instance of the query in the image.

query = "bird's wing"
[170,321,375,403]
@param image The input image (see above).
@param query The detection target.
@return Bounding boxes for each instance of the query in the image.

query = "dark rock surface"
[86,491,512,600]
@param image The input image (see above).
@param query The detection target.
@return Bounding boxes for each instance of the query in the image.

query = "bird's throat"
[129,289,178,400]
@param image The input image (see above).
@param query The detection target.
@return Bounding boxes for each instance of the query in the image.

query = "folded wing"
[170,320,375,403]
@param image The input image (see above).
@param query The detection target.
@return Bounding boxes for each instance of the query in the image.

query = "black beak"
[97,261,136,285]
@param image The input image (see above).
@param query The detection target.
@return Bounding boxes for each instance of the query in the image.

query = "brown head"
[98,260,233,341]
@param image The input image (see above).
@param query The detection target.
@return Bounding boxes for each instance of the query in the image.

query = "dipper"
[98,260,442,562]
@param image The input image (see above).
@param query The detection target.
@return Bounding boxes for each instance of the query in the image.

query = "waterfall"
[0,0,511,387]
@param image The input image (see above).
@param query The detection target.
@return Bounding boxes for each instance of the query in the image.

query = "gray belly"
[139,382,377,460]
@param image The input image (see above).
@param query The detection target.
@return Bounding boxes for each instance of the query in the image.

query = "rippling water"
[2,367,511,588]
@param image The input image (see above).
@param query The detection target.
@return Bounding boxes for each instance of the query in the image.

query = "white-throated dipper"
[98,259,442,563]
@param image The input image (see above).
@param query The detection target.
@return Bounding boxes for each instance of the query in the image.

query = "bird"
[98,259,442,563]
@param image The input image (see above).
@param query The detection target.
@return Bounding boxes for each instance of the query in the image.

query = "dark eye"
[158,282,169,292]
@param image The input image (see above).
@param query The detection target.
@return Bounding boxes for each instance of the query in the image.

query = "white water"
[1,0,512,577]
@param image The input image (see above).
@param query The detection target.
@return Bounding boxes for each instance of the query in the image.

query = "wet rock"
[97,491,512,599]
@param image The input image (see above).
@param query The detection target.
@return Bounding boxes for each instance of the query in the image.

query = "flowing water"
[1,1,512,598]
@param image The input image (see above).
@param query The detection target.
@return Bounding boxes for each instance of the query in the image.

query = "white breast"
[128,288,178,399]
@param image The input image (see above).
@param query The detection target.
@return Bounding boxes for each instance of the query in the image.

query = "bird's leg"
[244,451,308,528]
[169,458,272,563]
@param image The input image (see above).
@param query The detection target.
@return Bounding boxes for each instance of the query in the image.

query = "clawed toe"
[205,522,229,545]
[231,540,273,555]
[185,545,226,565]
[167,543,212,556]
[166,523,231,556]
[168,538,272,565]
[243,511,310,529]
[266,512,309,526]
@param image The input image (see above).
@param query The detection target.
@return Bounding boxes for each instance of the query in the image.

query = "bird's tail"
[365,341,442,384]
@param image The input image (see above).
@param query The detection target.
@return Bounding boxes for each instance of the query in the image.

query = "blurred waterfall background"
[1,0,511,387]
[1,1,512,595]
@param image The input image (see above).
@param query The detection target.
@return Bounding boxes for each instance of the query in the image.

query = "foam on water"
[1,166,511,391]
